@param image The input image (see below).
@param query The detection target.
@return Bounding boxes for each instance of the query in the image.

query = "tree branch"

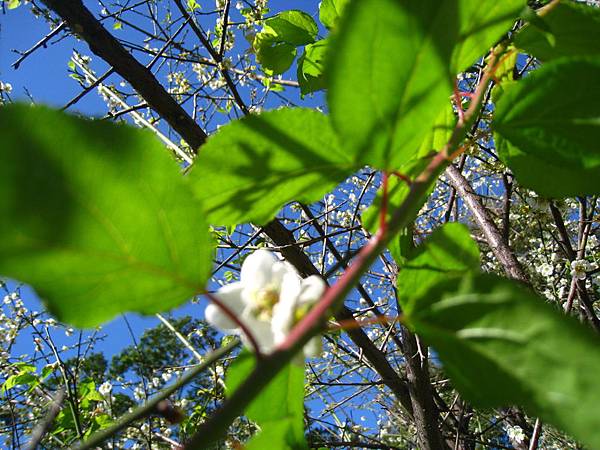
[40,0,208,151]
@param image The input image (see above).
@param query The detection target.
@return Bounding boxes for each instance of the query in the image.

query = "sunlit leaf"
[319,0,350,30]
[188,108,357,226]
[327,0,522,170]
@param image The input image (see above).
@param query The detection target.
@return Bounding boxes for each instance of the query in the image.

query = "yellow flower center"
[251,287,279,321]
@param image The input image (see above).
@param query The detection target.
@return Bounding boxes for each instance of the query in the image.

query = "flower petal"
[298,276,326,305]
[271,261,299,289]
[272,272,302,344]
[205,283,245,330]
[240,249,278,291]
[240,314,276,352]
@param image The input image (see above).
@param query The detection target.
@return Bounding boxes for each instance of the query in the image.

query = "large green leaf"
[406,274,600,449]
[493,57,600,197]
[0,104,213,327]
[397,223,480,308]
[327,0,522,170]
[227,353,306,449]
[515,2,600,61]
[187,108,356,226]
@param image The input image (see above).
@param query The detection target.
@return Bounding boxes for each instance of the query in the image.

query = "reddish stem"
[453,79,466,124]
[379,171,390,237]
[204,291,263,357]
[329,315,403,331]
[279,233,382,351]
[392,171,412,185]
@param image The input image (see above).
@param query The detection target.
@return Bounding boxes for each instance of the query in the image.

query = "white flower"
[507,425,525,445]
[0,81,12,93]
[571,259,590,280]
[205,249,325,357]
[538,262,553,277]
[99,381,113,396]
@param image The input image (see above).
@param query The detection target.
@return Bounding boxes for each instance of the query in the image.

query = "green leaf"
[227,353,307,449]
[41,364,55,380]
[253,10,318,75]
[263,10,318,47]
[406,273,600,449]
[112,21,122,30]
[6,0,20,9]
[187,108,356,226]
[398,223,480,311]
[256,39,297,75]
[297,39,328,96]
[0,104,213,327]
[361,105,456,248]
[79,380,105,406]
[450,0,524,73]
[493,58,600,197]
[1,364,39,394]
[327,0,522,170]
[515,2,600,61]
[187,0,200,11]
[2,372,38,394]
[319,0,350,30]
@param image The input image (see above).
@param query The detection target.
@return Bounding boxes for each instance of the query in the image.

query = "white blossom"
[205,249,325,357]
[99,381,113,396]
[0,81,12,93]
[571,259,590,280]
[507,425,525,445]
[538,262,553,277]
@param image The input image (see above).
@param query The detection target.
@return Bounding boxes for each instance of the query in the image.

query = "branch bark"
[40,0,208,151]
[444,163,528,284]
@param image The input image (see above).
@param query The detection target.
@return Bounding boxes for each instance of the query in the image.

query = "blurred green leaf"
[227,352,307,449]
[0,104,213,327]
[6,0,20,9]
[515,2,600,61]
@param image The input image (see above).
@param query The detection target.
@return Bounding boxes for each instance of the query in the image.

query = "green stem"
[76,339,240,450]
